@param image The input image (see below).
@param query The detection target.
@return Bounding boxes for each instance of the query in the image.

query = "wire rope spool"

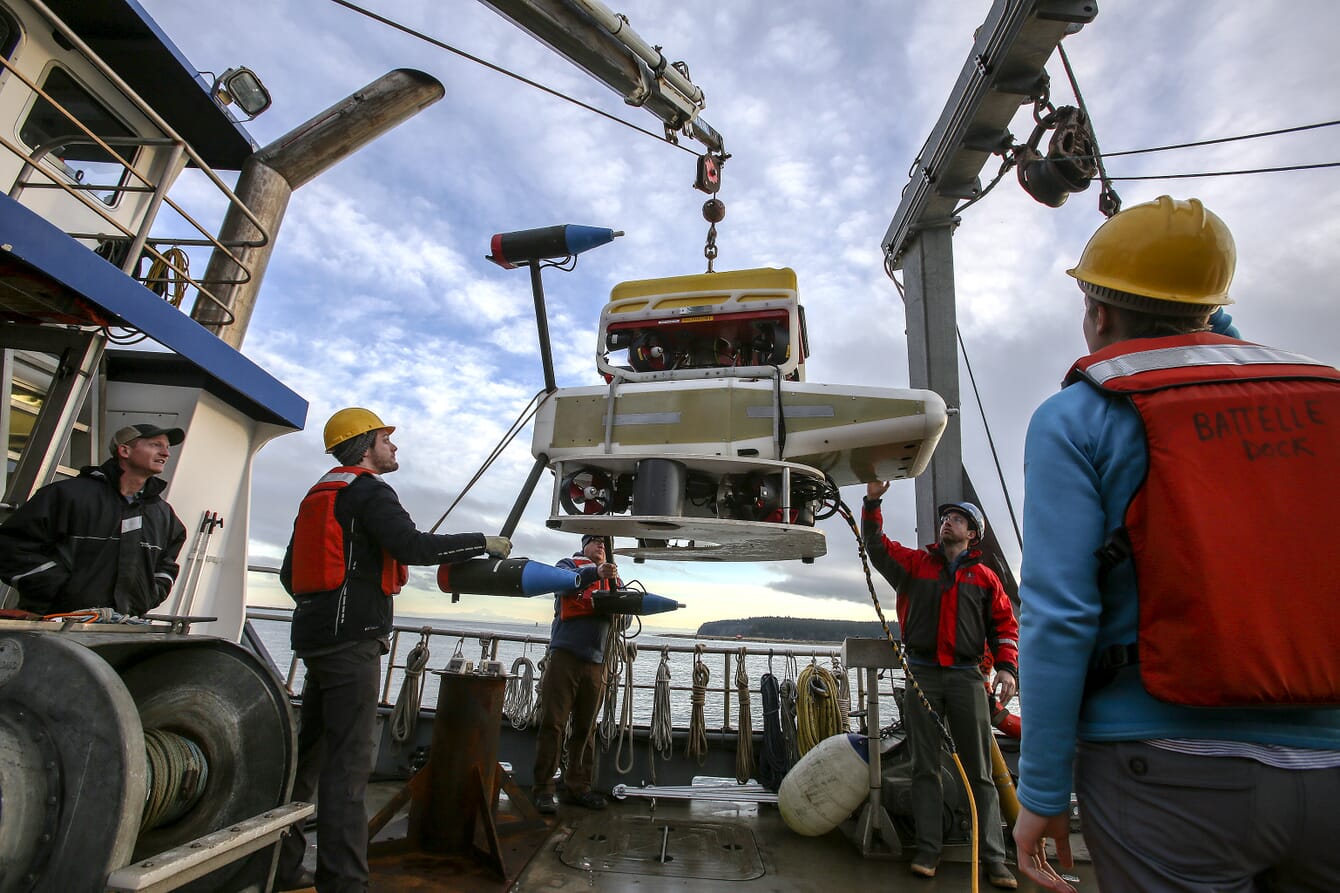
[141,728,210,831]
[0,632,144,890]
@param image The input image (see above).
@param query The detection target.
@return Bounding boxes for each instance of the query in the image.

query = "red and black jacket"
[281,469,487,653]
[861,498,1018,675]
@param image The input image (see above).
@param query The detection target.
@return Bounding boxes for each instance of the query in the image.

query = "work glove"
[484,535,512,559]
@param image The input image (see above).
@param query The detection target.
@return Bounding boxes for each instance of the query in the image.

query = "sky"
[136,0,1340,633]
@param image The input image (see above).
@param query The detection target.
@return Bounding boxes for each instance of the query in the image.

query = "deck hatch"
[560,816,764,880]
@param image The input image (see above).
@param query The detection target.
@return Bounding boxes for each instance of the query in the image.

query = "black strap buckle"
[1083,643,1139,696]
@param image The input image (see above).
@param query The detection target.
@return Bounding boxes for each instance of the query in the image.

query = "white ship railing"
[243,604,897,735]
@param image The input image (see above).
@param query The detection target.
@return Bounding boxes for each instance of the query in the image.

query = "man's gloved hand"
[484,536,512,559]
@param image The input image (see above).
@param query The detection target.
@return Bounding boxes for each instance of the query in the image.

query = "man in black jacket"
[0,422,186,616]
[275,407,511,893]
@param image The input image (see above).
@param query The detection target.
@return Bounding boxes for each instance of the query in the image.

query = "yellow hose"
[990,735,1020,828]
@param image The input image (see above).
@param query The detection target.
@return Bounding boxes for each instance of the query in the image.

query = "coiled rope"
[649,646,674,783]
[734,646,754,783]
[756,663,789,792]
[141,728,208,830]
[610,640,638,774]
[599,614,633,747]
[832,655,852,731]
[504,654,536,729]
[796,660,845,755]
[529,653,548,729]
[779,653,800,764]
[390,628,431,744]
[145,246,189,306]
[685,643,710,765]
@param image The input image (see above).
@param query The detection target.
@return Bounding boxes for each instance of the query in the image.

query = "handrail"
[0,4,273,326]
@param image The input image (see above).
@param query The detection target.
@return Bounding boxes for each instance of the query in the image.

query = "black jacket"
[281,472,486,653]
[0,459,186,615]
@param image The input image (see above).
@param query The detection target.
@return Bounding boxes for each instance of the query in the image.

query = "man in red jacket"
[863,481,1019,889]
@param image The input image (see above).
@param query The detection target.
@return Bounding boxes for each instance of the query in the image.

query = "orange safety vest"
[1069,333,1340,707]
[290,467,409,597]
[558,555,615,621]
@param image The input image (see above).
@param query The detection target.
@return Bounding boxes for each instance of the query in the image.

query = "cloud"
[140,0,1340,630]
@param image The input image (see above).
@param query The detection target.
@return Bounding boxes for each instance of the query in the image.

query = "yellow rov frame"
[598,267,809,383]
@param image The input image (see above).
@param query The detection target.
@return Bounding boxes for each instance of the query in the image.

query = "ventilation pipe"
[190,69,445,347]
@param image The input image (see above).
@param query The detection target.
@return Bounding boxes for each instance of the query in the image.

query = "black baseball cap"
[109,423,185,454]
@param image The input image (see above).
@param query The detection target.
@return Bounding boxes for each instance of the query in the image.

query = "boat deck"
[287,781,1099,891]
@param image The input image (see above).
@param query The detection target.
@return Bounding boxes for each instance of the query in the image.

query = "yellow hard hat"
[323,407,393,452]
[1067,195,1235,306]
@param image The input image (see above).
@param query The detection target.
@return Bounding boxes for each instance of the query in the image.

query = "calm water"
[249,612,909,732]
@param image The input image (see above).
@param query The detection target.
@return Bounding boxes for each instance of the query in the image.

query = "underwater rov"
[531,267,948,562]
[0,625,302,891]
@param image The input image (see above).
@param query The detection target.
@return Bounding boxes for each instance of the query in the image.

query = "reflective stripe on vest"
[1081,341,1328,386]
[1068,333,1340,707]
[291,466,409,597]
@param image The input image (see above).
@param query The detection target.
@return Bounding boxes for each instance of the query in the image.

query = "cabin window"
[19,66,135,206]
[0,8,19,60]
[3,349,97,497]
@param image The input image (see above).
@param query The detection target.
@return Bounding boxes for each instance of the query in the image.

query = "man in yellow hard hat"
[1012,197,1340,892]
[275,407,511,892]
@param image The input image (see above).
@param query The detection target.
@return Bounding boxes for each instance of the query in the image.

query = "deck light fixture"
[212,67,272,119]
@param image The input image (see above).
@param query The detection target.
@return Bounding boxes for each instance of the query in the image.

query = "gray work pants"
[278,640,382,893]
[1077,740,1340,892]
[904,664,1007,863]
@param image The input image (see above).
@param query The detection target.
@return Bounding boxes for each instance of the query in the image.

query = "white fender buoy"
[778,732,869,836]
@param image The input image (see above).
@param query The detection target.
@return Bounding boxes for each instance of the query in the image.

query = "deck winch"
[0,626,299,891]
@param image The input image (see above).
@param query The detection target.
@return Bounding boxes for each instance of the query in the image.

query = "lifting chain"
[702,198,725,272]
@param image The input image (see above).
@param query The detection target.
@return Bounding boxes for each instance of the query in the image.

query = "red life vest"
[1068,333,1340,707]
[290,467,409,597]
[559,555,615,621]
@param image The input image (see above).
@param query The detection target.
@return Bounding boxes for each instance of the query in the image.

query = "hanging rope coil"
[734,646,754,784]
[144,246,190,306]
[831,655,852,732]
[599,615,633,747]
[685,643,710,765]
[504,654,536,729]
[756,668,789,792]
[529,653,548,729]
[649,647,674,783]
[796,661,845,755]
[610,640,638,774]
[390,628,432,744]
[779,653,800,765]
